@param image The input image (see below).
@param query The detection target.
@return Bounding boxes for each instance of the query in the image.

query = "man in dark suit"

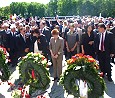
[0,30,7,47]
[94,23,115,82]
[40,20,51,43]
[15,27,30,58]
[40,20,51,60]
[6,25,18,67]
[0,23,10,48]
[110,21,115,64]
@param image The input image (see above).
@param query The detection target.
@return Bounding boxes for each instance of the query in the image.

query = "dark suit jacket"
[43,27,51,43]
[6,32,17,52]
[110,27,115,38]
[38,34,48,54]
[110,27,115,52]
[28,35,37,52]
[0,30,8,47]
[94,31,115,57]
[15,34,30,57]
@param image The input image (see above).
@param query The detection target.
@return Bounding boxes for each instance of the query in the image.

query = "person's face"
[4,26,8,30]
[21,28,26,35]
[18,25,23,30]
[11,28,16,32]
[52,34,58,39]
[26,27,30,32]
[74,23,78,28]
[31,21,35,26]
[70,26,74,31]
[64,22,67,26]
[40,23,44,29]
[98,27,104,33]
[15,23,19,27]
[60,22,63,25]
[78,24,81,28]
[87,26,92,32]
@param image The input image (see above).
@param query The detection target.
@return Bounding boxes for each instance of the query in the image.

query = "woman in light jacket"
[49,29,64,81]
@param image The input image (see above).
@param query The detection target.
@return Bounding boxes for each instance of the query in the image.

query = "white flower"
[0,71,2,76]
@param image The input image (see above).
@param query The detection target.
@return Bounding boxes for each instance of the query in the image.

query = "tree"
[27,2,46,17]
[47,0,58,16]
[0,0,115,19]
[58,0,78,16]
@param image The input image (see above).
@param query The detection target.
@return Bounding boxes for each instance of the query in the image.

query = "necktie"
[23,35,26,42]
[101,33,104,51]
[41,29,43,33]
[12,33,14,36]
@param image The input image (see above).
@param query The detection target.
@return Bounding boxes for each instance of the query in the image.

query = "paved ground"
[0,59,115,98]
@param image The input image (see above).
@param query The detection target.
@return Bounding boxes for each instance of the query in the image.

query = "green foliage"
[18,52,50,94]
[46,0,58,16]
[0,0,114,18]
[60,54,106,98]
[0,47,11,81]
[11,90,21,98]
[27,2,46,17]
[58,0,78,16]
[0,6,10,19]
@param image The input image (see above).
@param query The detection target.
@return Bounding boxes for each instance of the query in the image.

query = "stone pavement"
[0,60,115,98]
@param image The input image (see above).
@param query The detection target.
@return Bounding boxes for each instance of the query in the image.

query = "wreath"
[0,46,10,81]
[60,54,106,98]
[18,52,50,94]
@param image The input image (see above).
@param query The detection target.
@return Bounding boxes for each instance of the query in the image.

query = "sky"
[0,0,50,7]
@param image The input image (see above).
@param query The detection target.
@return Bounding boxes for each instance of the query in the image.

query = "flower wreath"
[60,54,106,98]
[18,52,50,94]
[0,46,10,81]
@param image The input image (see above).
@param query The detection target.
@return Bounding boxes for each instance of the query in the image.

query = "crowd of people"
[0,16,115,82]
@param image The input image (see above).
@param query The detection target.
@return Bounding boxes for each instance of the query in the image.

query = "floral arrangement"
[11,89,21,98]
[60,54,106,98]
[18,52,50,95]
[11,86,46,98]
[0,46,10,82]
[11,85,30,98]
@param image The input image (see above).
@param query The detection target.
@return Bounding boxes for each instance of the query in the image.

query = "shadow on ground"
[106,81,115,98]
[49,81,64,98]
[0,94,5,98]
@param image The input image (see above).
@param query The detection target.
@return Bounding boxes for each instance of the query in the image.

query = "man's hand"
[67,47,70,52]
[8,48,10,52]
[88,41,94,45]
[25,48,29,53]
[51,53,55,58]
[110,54,114,57]
[54,54,58,59]
[71,47,75,52]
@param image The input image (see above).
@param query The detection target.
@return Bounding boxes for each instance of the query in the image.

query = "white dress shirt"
[99,31,106,51]
[11,32,17,36]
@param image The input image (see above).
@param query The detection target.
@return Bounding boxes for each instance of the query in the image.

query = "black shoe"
[52,77,57,81]
[108,77,113,82]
